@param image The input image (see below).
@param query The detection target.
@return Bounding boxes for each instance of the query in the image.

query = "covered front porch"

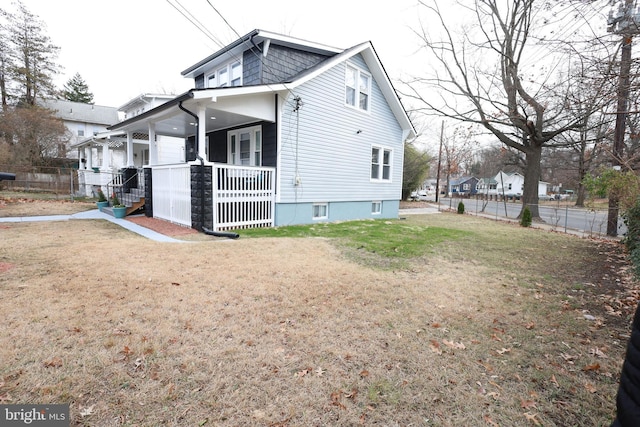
[97,87,282,231]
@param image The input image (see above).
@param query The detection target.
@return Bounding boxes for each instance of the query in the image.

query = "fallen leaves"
[584,383,597,394]
[79,404,94,417]
[582,363,601,372]
[524,411,541,426]
[520,399,537,409]
[442,339,466,350]
[43,357,63,368]
[330,388,359,409]
[428,338,467,355]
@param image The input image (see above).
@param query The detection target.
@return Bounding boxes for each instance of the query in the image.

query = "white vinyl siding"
[278,54,404,204]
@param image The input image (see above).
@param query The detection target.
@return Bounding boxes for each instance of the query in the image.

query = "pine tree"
[62,72,94,104]
[6,0,60,106]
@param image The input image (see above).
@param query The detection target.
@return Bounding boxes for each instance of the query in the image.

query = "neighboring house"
[448,176,478,196]
[73,93,180,185]
[476,177,497,195]
[39,99,119,160]
[476,171,548,198]
[79,29,416,231]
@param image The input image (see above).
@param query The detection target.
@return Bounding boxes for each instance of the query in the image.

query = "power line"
[165,0,224,49]
[204,0,241,40]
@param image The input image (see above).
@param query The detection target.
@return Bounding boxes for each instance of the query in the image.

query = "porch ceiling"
[117,107,261,139]
[110,90,278,139]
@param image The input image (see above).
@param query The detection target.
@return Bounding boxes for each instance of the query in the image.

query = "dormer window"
[207,60,242,88]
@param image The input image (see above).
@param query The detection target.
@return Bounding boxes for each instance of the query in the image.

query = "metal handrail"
[106,172,124,206]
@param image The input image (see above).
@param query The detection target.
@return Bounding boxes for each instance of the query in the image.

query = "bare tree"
[401,0,610,219]
[0,106,67,166]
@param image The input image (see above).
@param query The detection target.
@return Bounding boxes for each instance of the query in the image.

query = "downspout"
[178,101,239,239]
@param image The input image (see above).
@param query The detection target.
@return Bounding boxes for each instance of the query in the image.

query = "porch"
[150,163,276,231]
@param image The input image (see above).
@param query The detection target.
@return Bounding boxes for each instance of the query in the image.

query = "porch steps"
[102,188,145,218]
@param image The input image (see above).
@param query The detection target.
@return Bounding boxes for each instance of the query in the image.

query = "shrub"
[623,201,640,279]
[457,201,465,214]
[520,206,532,227]
[111,192,123,208]
[96,188,107,202]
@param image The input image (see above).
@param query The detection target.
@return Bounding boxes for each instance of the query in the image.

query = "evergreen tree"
[402,142,430,200]
[62,72,94,104]
[6,0,60,106]
[0,19,13,112]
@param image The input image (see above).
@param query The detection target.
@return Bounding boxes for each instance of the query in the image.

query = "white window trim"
[206,59,242,88]
[227,125,262,166]
[312,203,328,220]
[345,63,371,112]
[372,201,382,215]
[370,145,392,182]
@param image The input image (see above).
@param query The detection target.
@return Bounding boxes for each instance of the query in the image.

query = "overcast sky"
[17,0,424,108]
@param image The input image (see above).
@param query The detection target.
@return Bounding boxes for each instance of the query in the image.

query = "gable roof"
[111,31,415,141]
[40,99,119,125]
[450,176,478,185]
[279,40,415,140]
[181,29,342,79]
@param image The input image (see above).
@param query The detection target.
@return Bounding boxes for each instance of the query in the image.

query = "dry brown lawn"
[0,197,637,426]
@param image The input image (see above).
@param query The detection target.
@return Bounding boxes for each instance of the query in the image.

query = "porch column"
[197,105,207,160]
[126,131,135,167]
[85,146,93,170]
[100,142,110,170]
[148,123,158,166]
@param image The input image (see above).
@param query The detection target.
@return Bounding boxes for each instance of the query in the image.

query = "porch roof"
[108,86,281,138]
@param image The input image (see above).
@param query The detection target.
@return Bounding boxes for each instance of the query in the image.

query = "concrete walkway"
[0,207,441,243]
[398,206,441,215]
[0,209,185,243]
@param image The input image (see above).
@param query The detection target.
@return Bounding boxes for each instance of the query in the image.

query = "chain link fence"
[438,196,622,237]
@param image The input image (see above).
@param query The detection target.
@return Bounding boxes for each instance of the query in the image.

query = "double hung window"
[345,64,371,111]
[371,146,392,181]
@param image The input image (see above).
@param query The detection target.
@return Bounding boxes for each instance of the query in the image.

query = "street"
[436,197,627,237]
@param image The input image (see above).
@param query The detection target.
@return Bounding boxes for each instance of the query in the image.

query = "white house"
[476,171,549,198]
[77,29,416,231]
[39,98,119,160]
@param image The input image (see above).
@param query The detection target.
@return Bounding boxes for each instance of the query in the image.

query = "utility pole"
[435,121,444,203]
[607,0,639,236]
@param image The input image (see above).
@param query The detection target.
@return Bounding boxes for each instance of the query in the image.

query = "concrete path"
[398,206,441,215]
[1,206,442,243]
[0,209,185,243]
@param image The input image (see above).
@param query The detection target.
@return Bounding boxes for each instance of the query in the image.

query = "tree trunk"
[575,140,587,207]
[521,145,542,220]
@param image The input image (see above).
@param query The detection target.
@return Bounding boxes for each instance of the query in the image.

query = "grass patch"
[0,202,636,425]
[240,219,471,268]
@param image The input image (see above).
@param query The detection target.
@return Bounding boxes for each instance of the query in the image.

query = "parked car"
[410,190,431,201]
[538,194,554,201]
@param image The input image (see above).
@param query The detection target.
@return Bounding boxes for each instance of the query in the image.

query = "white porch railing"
[152,164,192,227]
[213,164,275,231]
[147,163,275,231]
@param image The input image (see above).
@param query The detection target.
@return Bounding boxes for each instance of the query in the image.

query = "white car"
[410,191,430,201]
